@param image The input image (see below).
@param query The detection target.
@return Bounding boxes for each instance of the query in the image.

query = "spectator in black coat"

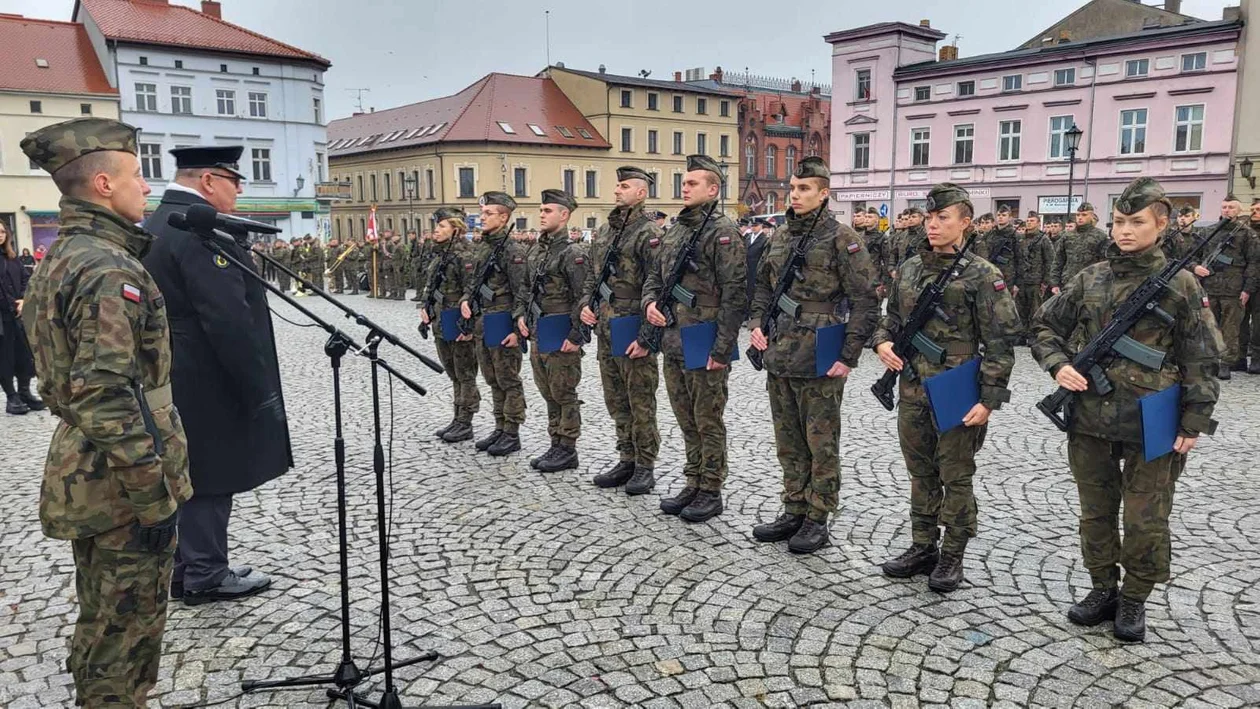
[0,222,43,414]
[746,220,771,310]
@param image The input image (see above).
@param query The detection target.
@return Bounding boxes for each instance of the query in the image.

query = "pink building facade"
[825,19,1242,220]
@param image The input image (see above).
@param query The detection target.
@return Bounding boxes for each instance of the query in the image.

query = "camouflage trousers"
[278,270,291,293]
[308,270,325,292]
[898,399,987,554]
[530,349,583,446]
[662,358,729,492]
[597,338,660,468]
[333,265,353,293]
[1240,291,1260,360]
[376,262,394,298]
[767,374,845,522]
[475,329,525,434]
[1209,296,1245,364]
[1016,285,1044,338]
[435,338,480,424]
[69,524,175,708]
[1068,433,1184,601]
[392,265,408,299]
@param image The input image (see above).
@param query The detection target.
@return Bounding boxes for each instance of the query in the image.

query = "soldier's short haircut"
[51,151,118,196]
[954,202,974,220]
[1149,202,1170,220]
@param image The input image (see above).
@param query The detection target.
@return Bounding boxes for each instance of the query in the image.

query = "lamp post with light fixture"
[1239,156,1255,191]
[1064,124,1084,217]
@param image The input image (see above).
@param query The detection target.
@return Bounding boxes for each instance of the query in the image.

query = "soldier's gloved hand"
[136,512,178,553]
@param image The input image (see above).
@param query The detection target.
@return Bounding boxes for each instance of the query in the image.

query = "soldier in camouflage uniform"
[644,155,747,523]
[521,190,589,472]
[860,206,889,298]
[1052,202,1109,294]
[308,235,326,292]
[1159,206,1200,264]
[20,118,194,708]
[977,206,1024,297]
[1018,211,1056,343]
[273,239,293,292]
[1194,197,1260,379]
[1045,218,1062,246]
[890,207,927,278]
[748,157,879,553]
[460,192,530,456]
[1245,201,1260,374]
[872,182,1020,593]
[391,232,408,299]
[326,238,344,293]
[1032,177,1223,642]
[581,167,665,493]
[351,236,367,295]
[422,208,481,443]
[410,231,429,301]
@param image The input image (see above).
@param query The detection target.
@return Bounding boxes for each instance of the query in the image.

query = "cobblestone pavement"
[3,290,1259,709]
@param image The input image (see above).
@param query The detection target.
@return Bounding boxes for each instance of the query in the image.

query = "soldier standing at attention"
[274,239,292,293]
[391,232,408,299]
[643,155,747,523]
[309,235,326,292]
[1160,206,1200,264]
[1018,211,1055,345]
[1052,202,1109,296]
[872,183,1020,593]
[581,167,664,493]
[748,157,879,553]
[423,209,481,443]
[1200,196,1260,378]
[20,118,193,707]
[979,206,1024,300]
[327,238,344,293]
[863,207,889,299]
[891,207,928,278]
[410,230,428,302]
[460,192,530,456]
[522,190,590,472]
[1032,177,1222,642]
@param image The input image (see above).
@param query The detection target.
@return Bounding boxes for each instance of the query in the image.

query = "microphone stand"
[187,228,493,708]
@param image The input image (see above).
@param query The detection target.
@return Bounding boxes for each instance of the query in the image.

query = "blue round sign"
[879,204,888,217]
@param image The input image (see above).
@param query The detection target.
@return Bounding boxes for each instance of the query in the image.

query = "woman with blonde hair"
[0,221,43,414]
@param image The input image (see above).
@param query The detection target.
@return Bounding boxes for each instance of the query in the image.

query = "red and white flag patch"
[1202,295,1211,308]
[121,284,143,303]
[993,279,1006,292]
[649,238,661,248]
[847,242,861,254]
[574,256,585,265]
[718,235,732,245]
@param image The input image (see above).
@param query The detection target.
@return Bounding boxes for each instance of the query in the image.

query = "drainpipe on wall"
[1082,57,1098,203]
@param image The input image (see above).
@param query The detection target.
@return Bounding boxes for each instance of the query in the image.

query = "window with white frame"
[953,124,974,164]
[911,128,930,166]
[696,132,707,156]
[647,92,659,110]
[672,172,682,199]
[696,97,708,115]
[248,91,268,118]
[620,89,632,108]
[1002,74,1022,92]
[1174,104,1204,152]
[1125,59,1149,78]
[720,134,730,158]
[216,89,235,115]
[313,97,322,124]
[765,145,777,178]
[647,129,659,154]
[1120,108,1148,154]
[957,80,975,97]
[766,193,777,213]
[251,148,272,182]
[171,86,192,114]
[855,69,872,101]
[563,169,575,195]
[745,139,756,175]
[139,143,162,180]
[459,167,476,197]
[1048,115,1074,159]
[585,169,597,198]
[914,86,930,102]
[672,95,683,113]
[621,127,632,152]
[785,146,796,176]
[672,131,683,155]
[1054,68,1075,86]
[852,133,870,170]
[135,83,158,112]
[513,167,527,197]
[1181,52,1207,72]
[998,120,1021,161]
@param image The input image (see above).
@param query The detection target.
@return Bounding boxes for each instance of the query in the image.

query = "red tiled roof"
[0,15,116,95]
[76,0,330,68]
[328,73,610,156]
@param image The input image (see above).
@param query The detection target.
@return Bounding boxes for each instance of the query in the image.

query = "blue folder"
[536,314,572,354]
[922,358,981,433]
[610,315,642,358]
[440,308,463,342]
[1139,384,1181,462]
[482,311,513,348]
[681,321,740,370]
[815,323,848,378]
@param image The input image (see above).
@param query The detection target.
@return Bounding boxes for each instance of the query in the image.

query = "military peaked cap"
[616,166,654,184]
[170,145,246,180]
[21,118,138,175]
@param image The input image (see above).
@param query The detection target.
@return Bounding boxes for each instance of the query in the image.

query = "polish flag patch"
[993,280,1007,292]
[649,238,661,248]
[1202,296,1211,308]
[847,242,861,254]
[718,235,732,245]
[121,284,143,303]
[574,257,585,265]
[465,263,474,271]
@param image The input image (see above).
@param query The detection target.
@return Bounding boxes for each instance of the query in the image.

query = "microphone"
[184,202,281,235]
[168,212,243,248]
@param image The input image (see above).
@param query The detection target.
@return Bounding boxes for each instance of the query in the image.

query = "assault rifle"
[870,232,980,411]
[458,225,514,337]
[643,201,721,353]
[746,206,827,371]
[416,248,449,340]
[1036,218,1237,432]
[1196,224,1238,277]
[578,216,634,344]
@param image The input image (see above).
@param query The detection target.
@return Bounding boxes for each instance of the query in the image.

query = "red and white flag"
[366,205,378,242]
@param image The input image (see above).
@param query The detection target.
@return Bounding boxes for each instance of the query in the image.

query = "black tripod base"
[327,692,501,709]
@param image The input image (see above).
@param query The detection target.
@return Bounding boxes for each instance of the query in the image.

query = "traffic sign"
[879,204,888,217]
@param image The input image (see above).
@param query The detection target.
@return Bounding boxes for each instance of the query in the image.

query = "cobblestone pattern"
[2,290,1258,709]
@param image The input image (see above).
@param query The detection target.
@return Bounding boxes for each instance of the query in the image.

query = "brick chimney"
[201,0,222,18]
[939,45,958,61]
[674,71,682,82]
[919,19,931,28]
[1164,0,1182,14]
[1058,29,1071,43]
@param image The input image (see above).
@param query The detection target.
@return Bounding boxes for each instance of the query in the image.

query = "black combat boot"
[531,440,560,469]
[625,465,655,495]
[410,294,423,302]
[1113,596,1147,642]
[752,512,805,543]
[537,445,578,472]
[660,486,699,516]
[6,393,29,415]
[1231,358,1247,372]
[880,543,939,578]
[788,518,830,554]
[928,551,965,593]
[17,382,43,412]
[487,431,521,457]
[1066,587,1120,627]
[475,429,503,452]
[1218,363,1232,381]
[441,421,473,443]
[592,461,635,488]
[1248,359,1260,375]
[679,490,723,523]
[434,418,457,439]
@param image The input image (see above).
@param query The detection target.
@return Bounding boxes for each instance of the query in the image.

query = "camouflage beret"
[924,182,971,213]
[616,165,654,184]
[541,188,578,211]
[479,191,517,211]
[685,154,724,182]
[1113,177,1172,216]
[1077,202,1095,213]
[433,207,467,224]
[793,155,829,180]
[20,117,139,175]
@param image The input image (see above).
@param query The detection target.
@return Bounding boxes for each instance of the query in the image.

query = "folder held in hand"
[681,321,740,370]
[1139,384,1181,462]
[536,314,572,354]
[922,358,981,433]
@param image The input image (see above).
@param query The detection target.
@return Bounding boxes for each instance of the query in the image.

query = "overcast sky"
[6,0,1237,119]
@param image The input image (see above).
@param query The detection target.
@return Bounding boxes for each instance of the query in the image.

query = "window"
[527,124,546,136]
[514,167,527,197]
[556,126,574,138]
[648,92,659,111]
[1002,74,1022,92]
[647,130,659,154]
[673,131,683,155]
[647,172,659,199]
[369,174,377,201]
[766,193,777,213]
[954,124,974,164]
[577,128,593,140]
[497,121,515,135]
[357,176,364,201]
[516,217,528,231]
[458,167,475,198]
[911,127,930,166]
[1174,104,1204,152]
[1125,59,1149,78]
[384,173,392,201]
[313,97,322,124]
[585,170,597,198]
[316,153,325,182]
[81,103,92,115]
[563,169,575,195]
[252,67,260,76]
[785,146,796,175]
[745,140,756,174]
[914,86,930,102]
[957,80,975,97]
[855,69,872,100]
[29,100,42,114]
[248,92,268,118]
[673,95,683,113]
[139,56,148,66]
[398,171,408,198]
[720,134,730,158]
[766,145,777,178]
[620,89,632,108]
[720,100,730,117]
[1048,115,1074,159]
[1181,52,1207,72]
[174,60,183,69]
[135,83,157,112]
[1120,108,1148,154]
[697,133,707,156]
[1054,68,1075,86]
[220,63,228,73]
[216,89,236,115]
[696,97,708,115]
[672,173,683,199]
[998,120,1022,161]
[171,86,192,114]
[852,133,870,170]
[139,143,162,180]
[425,169,434,199]
[621,127,632,152]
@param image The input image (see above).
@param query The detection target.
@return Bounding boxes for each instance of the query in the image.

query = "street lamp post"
[403,174,417,237]
[1065,124,1084,219]
[719,162,729,213]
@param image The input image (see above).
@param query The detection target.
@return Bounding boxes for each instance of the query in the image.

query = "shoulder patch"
[846,242,861,254]
[574,256,585,265]
[718,235,732,245]
[993,279,1006,292]
[512,256,525,264]
[213,254,229,269]
[1202,295,1211,308]
[649,237,661,248]
[121,283,143,303]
